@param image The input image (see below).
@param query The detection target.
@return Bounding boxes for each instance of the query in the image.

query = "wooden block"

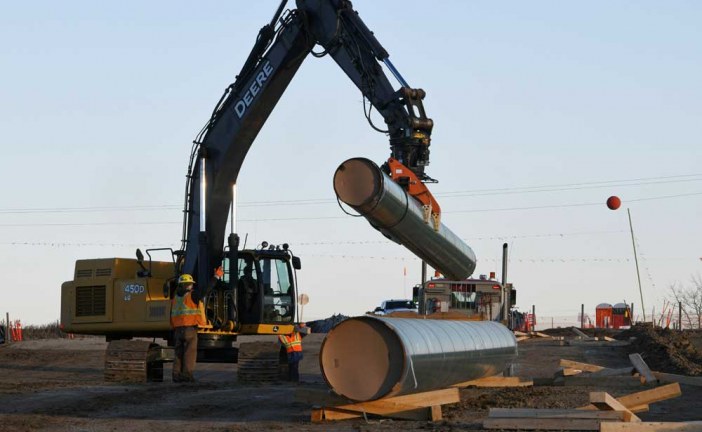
[560,359,605,373]
[629,353,657,384]
[430,405,442,421]
[488,408,624,420]
[654,372,702,387]
[564,376,643,388]
[603,336,617,342]
[600,422,702,431]
[591,367,635,377]
[453,376,532,388]
[483,418,601,430]
[589,392,641,422]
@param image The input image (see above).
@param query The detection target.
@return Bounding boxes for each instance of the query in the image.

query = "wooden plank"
[560,359,605,373]
[453,376,532,388]
[600,422,702,431]
[591,367,635,377]
[579,383,681,411]
[483,418,601,430]
[564,376,643,388]
[308,388,459,422]
[488,408,624,420]
[516,336,530,342]
[617,382,681,407]
[513,330,528,337]
[654,372,702,387]
[589,392,640,422]
[373,388,460,407]
[603,336,617,342]
[629,353,657,384]
[534,331,553,338]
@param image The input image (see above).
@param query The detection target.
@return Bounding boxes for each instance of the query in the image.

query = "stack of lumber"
[484,383,685,430]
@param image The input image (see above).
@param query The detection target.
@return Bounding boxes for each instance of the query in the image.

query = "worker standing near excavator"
[170,274,207,383]
[279,323,306,382]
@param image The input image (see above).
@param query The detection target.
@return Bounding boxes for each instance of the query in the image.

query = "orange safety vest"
[170,291,207,328]
[278,332,302,353]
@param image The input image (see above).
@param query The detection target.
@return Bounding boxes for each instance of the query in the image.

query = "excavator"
[60,0,454,382]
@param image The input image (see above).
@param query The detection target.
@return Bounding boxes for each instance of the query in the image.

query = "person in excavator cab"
[170,274,207,383]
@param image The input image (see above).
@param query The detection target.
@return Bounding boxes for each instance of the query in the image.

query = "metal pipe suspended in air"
[333,158,476,280]
[320,316,517,401]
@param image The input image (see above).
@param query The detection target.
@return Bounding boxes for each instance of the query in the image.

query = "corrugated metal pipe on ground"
[320,316,517,401]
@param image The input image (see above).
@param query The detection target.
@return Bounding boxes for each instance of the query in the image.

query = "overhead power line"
[0,173,700,214]
[0,190,699,227]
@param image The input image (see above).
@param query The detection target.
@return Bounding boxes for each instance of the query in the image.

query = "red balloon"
[606,196,621,210]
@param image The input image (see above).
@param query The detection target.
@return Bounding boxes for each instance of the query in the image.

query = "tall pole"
[679,301,683,331]
[581,304,585,329]
[627,208,646,321]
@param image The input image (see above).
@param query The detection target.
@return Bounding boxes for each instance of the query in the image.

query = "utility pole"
[627,208,646,321]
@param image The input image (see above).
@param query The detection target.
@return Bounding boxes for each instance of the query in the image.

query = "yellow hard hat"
[178,274,195,285]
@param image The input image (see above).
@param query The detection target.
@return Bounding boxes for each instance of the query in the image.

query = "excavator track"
[237,341,285,383]
[105,340,164,383]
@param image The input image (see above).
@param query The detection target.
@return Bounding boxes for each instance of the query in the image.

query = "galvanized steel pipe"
[333,158,476,280]
[320,316,517,401]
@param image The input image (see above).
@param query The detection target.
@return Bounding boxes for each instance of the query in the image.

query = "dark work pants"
[287,351,303,382]
[173,326,198,382]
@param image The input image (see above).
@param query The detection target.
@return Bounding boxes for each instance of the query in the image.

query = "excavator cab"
[218,244,301,332]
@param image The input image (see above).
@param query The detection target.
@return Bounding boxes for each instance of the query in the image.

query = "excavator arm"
[180,0,439,294]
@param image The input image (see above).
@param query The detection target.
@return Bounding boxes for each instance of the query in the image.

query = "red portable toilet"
[596,303,613,328]
[612,303,631,328]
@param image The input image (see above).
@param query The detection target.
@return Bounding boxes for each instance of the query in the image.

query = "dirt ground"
[1,330,701,431]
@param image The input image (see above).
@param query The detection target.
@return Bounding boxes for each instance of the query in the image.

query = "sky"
[1,1,700,326]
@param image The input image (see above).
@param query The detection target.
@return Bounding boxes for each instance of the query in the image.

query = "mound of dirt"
[621,324,702,376]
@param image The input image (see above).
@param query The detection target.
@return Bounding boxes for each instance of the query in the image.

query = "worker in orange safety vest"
[170,273,207,383]
[279,323,305,382]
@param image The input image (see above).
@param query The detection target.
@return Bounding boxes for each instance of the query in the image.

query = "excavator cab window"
[260,258,294,324]
[228,252,294,325]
